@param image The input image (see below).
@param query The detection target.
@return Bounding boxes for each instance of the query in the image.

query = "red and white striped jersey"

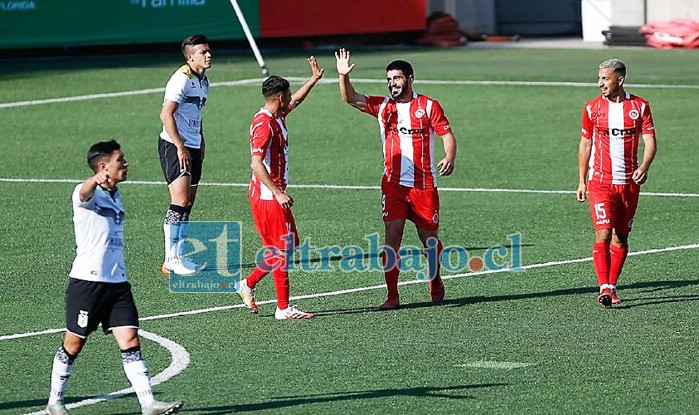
[249,104,294,200]
[365,92,452,189]
[581,92,655,185]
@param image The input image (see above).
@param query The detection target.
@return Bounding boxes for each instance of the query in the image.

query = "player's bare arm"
[335,48,367,111]
[160,99,191,171]
[437,132,457,176]
[577,137,592,202]
[79,171,111,202]
[290,56,325,108]
[632,133,657,185]
[250,155,294,209]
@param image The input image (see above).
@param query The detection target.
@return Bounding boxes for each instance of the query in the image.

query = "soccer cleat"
[610,289,622,304]
[236,278,259,314]
[275,305,314,320]
[379,298,400,310]
[597,287,612,308]
[161,258,203,276]
[180,256,205,272]
[141,400,183,415]
[428,277,445,303]
[46,401,69,415]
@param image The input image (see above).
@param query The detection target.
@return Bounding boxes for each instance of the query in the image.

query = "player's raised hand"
[335,48,355,76]
[93,170,111,187]
[307,56,324,81]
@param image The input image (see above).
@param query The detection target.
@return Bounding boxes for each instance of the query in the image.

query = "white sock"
[177,220,189,258]
[163,222,181,263]
[121,348,154,407]
[48,346,74,404]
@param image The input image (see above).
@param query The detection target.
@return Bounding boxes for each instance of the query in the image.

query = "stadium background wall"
[0,0,426,50]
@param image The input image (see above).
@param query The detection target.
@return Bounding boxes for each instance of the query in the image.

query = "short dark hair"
[262,76,290,98]
[87,140,120,172]
[182,34,209,58]
[386,60,414,78]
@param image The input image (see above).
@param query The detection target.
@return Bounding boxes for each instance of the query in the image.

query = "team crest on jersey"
[414,109,425,118]
[77,310,89,328]
[629,109,640,120]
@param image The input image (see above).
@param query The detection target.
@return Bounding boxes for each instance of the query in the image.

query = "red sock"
[592,241,611,286]
[246,253,281,288]
[382,250,400,301]
[425,240,444,290]
[609,245,628,286]
[272,255,290,310]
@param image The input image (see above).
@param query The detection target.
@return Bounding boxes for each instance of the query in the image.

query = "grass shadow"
[187,383,508,414]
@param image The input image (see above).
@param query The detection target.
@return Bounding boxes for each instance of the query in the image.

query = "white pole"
[228,0,269,76]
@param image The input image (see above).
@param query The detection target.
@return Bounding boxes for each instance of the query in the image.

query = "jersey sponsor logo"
[628,109,640,120]
[414,108,425,118]
[251,147,264,154]
[187,118,202,129]
[608,127,637,138]
[77,310,89,328]
[397,126,430,135]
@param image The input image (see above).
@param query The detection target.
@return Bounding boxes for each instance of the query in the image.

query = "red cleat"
[610,289,622,304]
[428,278,445,303]
[379,298,400,310]
[597,287,612,308]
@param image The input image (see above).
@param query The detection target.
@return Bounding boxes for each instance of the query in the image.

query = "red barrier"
[260,0,426,38]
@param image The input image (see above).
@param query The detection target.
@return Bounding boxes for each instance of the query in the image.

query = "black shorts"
[158,138,203,185]
[65,279,139,338]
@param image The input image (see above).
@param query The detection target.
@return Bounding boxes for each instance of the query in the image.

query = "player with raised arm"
[46,140,182,415]
[335,48,457,310]
[235,57,324,319]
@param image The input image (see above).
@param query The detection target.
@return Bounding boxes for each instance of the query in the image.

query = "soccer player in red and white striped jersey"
[236,58,324,320]
[577,58,657,307]
[336,48,457,310]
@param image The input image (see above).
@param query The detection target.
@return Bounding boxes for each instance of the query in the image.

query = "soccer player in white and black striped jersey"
[158,34,211,276]
[46,140,182,415]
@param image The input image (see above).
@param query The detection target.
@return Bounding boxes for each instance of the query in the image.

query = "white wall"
[647,0,699,21]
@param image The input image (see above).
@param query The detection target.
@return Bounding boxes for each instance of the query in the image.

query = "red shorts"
[250,197,299,252]
[587,181,640,234]
[381,176,440,231]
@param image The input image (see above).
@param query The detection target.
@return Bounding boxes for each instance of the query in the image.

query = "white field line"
[22,329,189,415]
[2,77,699,109]
[1,177,697,198]
[3,242,698,343]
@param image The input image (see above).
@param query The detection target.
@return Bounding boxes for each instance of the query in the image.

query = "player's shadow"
[186,383,508,414]
[0,396,92,412]
[314,278,699,316]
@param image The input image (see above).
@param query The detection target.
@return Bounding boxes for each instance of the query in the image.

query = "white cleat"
[275,305,314,320]
[161,257,204,276]
[141,400,183,415]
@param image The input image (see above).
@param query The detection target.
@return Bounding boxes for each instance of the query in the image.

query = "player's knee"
[595,229,612,242]
[63,335,86,356]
